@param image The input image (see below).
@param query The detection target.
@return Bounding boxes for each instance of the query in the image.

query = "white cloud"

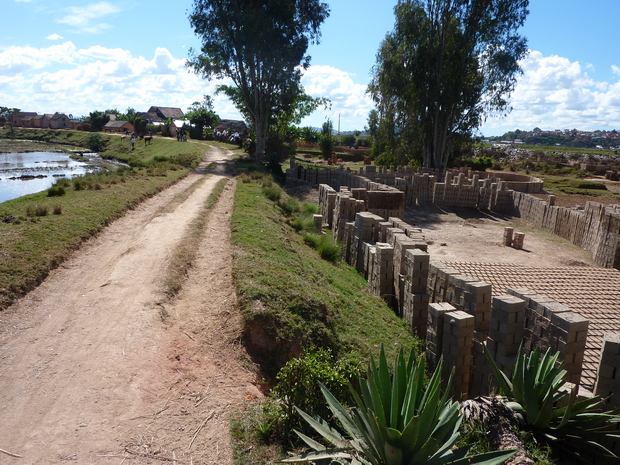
[0,43,240,120]
[612,65,620,77]
[57,2,121,34]
[46,34,64,41]
[482,50,620,135]
[301,65,373,129]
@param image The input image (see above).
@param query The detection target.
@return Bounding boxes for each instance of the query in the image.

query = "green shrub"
[302,203,319,214]
[283,347,516,465]
[263,186,281,202]
[47,185,66,197]
[278,197,300,216]
[85,133,107,152]
[268,349,364,445]
[26,204,48,217]
[570,180,607,190]
[304,233,340,262]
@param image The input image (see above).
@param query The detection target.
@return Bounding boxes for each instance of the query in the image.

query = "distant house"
[12,112,37,126]
[136,106,184,124]
[49,112,70,129]
[103,120,135,134]
[215,119,247,133]
[169,119,191,138]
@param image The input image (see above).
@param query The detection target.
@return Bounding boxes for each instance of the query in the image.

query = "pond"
[0,151,107,203]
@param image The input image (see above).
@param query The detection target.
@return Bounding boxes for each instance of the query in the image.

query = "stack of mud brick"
[402,249,430,337]
[366,189,405,220]
[332,188,365,243]
[318,184,337,227]
[350,212,383,274]
[368,242,395,306]
[595,334,620,410]
[478,178,496,210]
[434,172,480,208]
[491,180,514,212]
[503,227,525,249]
[425,303,474,400]
[508,288,589,386]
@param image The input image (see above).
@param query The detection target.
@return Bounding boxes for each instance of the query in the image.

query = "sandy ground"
[0,146,261,464]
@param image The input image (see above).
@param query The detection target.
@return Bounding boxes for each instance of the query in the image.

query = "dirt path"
[0,146,261,464]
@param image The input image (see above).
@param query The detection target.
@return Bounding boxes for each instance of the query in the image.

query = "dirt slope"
[0,146,261,464]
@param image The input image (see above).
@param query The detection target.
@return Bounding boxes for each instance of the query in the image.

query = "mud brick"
[531,295,555,315]
[598,365,617,380]
[542,301,572,319]
[551,311,589,333]
[493,295,525,314]
[566,330,588,344]
[601,334,620,355]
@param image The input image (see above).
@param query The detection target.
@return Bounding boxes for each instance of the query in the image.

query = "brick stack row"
[595,333,620,409]
[508,288,589,385]
[427,262,492,332]
[402,249,430,337]
[442,310,475,400]
[368,242,395,307]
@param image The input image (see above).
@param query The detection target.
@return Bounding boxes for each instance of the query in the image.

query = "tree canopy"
[186,96,219,140]
[187,0,329,163]
[369,0,529,172]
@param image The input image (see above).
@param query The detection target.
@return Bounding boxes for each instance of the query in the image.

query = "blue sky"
[1,0,619,136]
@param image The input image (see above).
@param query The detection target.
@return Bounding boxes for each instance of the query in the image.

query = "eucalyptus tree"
[187,0,329,163]
[369,0,529,173]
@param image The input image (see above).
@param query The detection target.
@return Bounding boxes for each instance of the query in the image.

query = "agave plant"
[484,343,620,464]
[280,347,515,465]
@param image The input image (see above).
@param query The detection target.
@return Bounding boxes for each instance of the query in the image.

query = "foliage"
[267,349,364,445]
[303,232,340,261]
[368,0,529,173]
[186,95,219,140]
[484,344,620,464]
[86,110,110,132]
[188,0,330,163]
[282,347,516,464]
[300,126,320,143]
[319,119,335,159]
[86,133,107,153]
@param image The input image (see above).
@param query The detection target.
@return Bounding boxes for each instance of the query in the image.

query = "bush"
[304,232,340,262]
[47,185,66,197]
[85,133,107,153]
[268,349,364,444]
[263,186,281,202]
[26,204,48,217]
[278,197,300,216]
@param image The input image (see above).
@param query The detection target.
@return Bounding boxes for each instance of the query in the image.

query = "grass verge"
[229,168,421,463]
[162,176,229,300]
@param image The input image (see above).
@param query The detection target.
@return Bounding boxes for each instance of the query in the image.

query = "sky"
[1,0,619,137]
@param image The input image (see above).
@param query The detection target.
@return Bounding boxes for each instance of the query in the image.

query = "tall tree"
[369,0,529,173]
[187,0,329,163]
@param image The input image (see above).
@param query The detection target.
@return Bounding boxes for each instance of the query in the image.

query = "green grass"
[230,172,420,464]
[231,175,420,375]
[0,129,205,310]
[539,175,620,199]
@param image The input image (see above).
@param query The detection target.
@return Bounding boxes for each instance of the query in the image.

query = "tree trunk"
[461,397,535,465]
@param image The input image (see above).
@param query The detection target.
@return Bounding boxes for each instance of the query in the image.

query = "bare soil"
[0,146,261,464]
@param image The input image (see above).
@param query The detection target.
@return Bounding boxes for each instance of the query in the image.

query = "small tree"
[319,119,335,159]
[186,95,219,140]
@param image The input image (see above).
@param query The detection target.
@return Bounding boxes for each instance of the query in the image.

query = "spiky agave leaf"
[282,347,517,465]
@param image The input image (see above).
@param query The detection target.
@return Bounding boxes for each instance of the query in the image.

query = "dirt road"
[0,146,261,464]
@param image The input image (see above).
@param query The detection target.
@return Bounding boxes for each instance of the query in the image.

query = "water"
[0,151,104,203]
